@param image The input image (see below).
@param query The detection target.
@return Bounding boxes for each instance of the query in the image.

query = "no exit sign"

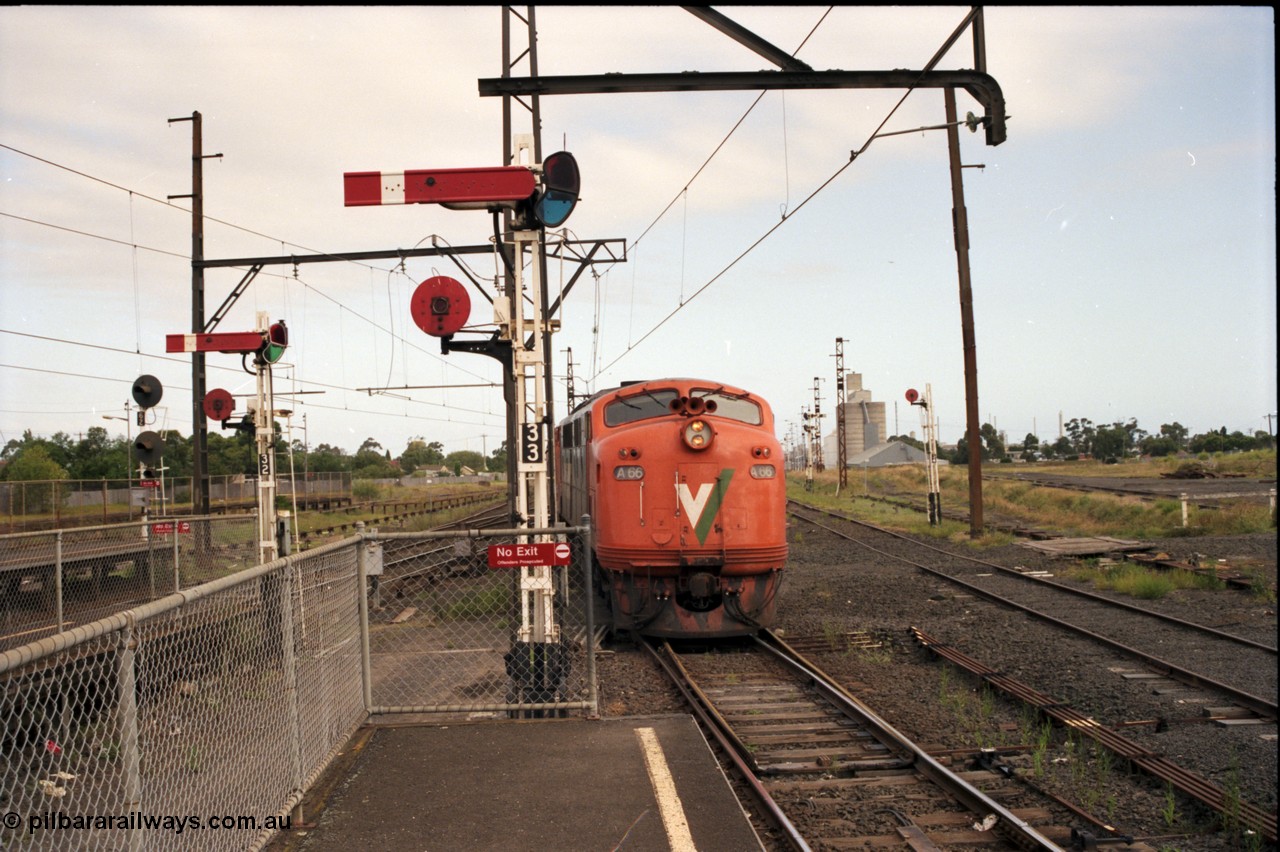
[487,542,572,569]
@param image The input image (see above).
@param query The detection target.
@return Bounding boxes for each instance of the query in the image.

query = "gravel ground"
[595,526,1278,850]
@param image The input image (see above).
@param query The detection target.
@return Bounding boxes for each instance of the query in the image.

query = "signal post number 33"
[519,422,546,469]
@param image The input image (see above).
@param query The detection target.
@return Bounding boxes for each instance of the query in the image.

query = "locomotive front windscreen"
[604,389,679,426]
[603,386,762,427]
[693,388,762,425]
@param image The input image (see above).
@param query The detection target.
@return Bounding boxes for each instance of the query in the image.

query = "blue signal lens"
[535,190,576,228]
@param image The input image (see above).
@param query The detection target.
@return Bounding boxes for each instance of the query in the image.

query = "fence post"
[54,530,64,633]
[147,522,156,601]
[117,622,144,852]
[278,558,305,821]
[173,524,181,592]
[1181,492,1189,528]
[356,533,373,713]
[580,515,598,719]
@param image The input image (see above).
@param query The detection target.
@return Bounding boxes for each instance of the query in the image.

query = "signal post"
[508,228,557,646]
[167,314,289,564]
[344,152,580,708]
[907,385,943,525]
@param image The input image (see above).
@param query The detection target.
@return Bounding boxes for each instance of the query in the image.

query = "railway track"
[787,501,1277,722]
[372,501,511,598]
[911,627,1278,843]
[642,631,1073,850]
[296,492,502,543]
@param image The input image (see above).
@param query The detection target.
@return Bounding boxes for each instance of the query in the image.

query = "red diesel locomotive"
[555,378,788,638]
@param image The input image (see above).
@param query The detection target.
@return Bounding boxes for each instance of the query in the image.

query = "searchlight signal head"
[134,430,165,466]
[132,375,163,409]
[260,320,288,364]
[531,151,580,228]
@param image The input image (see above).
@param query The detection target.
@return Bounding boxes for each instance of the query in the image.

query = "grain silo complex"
[823,372,888,467]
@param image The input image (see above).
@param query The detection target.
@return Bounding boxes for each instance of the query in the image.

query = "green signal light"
[261,321,288,364]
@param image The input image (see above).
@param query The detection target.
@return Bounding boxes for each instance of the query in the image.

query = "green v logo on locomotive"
[676,468,735,545]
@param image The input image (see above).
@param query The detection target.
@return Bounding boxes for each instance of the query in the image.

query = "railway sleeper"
[757,756,913,776]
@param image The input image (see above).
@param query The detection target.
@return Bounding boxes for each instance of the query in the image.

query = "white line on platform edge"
[635,726,697,851]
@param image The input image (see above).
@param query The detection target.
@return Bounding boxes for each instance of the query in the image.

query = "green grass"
[1065,562,1225,599]
[438,585,513,620]
[789,449,1276,539]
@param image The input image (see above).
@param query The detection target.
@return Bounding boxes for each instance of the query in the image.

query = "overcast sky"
[1,6,1275,462]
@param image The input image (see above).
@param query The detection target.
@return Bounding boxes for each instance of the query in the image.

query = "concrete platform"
[271,715,763,852]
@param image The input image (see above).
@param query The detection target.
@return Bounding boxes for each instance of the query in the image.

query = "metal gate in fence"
[359,526,598,718]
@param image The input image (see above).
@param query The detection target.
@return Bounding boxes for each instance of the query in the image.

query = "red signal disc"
[410,276,471,337]
[203,388,235,421]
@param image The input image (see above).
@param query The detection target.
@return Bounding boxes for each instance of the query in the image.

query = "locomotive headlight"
[750,464,776,479]
[613,465,645,480]
[682,418,713,451]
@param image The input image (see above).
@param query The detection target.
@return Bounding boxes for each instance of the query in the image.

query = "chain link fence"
[2,522,594,851]
[0,473,352,533]
[1,517,259,655]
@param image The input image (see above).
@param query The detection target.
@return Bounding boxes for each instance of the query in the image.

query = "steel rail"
[638,639,811,852]
[788,501,1277,655]
[755,629,1064,852]
[912,627,1278,843]
[789,508,1278,720]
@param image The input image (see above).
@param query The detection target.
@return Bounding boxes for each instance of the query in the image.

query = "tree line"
[938,418,1275,464]
[0,426,508,484]
[4,414,1274,486]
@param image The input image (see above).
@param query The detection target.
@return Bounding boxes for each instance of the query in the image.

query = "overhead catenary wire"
[593,153,858,378]
[0,210,189,261]
[1,142,501,397]
[0,329,502,420]
[589,6,834,380]
[1,142,396,276]
[622,7,832,257]
[590,7,965,382]
[0,227,495,392]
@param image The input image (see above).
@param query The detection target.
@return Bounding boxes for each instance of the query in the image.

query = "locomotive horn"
[686,397,706,414]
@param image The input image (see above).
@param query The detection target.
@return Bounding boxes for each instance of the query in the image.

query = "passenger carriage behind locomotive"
[555,379,788,638]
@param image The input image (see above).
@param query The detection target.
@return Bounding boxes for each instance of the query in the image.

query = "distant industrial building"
[820,374,947,469]
[822,372,888,467]
[848,441,943,468]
